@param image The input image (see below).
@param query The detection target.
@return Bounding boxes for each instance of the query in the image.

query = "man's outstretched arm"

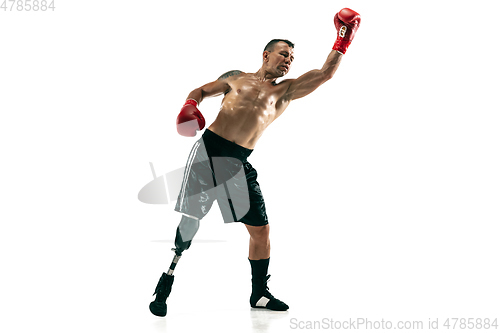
[284,50,343,101]
[283,8,361,101]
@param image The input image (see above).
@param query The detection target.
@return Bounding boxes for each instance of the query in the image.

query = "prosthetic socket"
[168,215,200,275]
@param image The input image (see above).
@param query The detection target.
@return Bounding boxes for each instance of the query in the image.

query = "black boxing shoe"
[149,273,174,317]
[250,274,289,311]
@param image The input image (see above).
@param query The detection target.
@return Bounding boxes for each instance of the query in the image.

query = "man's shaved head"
[264,39,295,52]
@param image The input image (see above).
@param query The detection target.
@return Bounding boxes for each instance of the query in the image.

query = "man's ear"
[263,51,270,62]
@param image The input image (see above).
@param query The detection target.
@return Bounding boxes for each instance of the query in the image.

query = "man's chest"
[229,77,287,106]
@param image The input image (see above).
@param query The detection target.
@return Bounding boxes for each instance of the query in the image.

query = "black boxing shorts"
[174,129,268,226]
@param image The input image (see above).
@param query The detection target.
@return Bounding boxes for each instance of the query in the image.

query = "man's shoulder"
[277,78,294,85]
[274,78,294,90]
[217,70,245,81]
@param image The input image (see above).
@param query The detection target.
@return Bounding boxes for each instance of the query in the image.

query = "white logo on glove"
[339,26,347,38]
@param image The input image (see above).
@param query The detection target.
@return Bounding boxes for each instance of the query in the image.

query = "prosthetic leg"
[149,215,200,316]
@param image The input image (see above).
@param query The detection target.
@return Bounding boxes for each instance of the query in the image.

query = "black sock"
[249,257,270,280]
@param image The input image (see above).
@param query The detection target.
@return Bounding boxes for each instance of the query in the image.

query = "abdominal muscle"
[207,93,280,149]
[208,105,271,150]
[207,72,291,149]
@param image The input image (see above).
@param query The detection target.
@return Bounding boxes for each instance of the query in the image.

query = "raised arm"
[284,50,343,101]
[284,8,361,101]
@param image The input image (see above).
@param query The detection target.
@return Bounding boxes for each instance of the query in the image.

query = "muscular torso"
[208,72,291,149]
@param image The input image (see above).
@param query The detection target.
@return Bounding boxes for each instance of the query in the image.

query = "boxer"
[150,8,361,316]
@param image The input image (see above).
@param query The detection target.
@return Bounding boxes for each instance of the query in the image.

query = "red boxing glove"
[176,99,206,137]
[332,8,361,54]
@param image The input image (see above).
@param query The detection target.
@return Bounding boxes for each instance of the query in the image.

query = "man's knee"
[247,224,270,241]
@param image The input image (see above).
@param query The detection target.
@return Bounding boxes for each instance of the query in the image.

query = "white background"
[1,0,499,332]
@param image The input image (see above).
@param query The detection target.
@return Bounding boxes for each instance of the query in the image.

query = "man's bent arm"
[284,50,343,101]
[186,70,243,104]
[186,81,228,104]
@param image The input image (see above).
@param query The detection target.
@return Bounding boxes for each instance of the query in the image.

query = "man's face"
[265,42,294,77]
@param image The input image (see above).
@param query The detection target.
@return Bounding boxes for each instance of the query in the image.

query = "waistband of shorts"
[202,129,253,161]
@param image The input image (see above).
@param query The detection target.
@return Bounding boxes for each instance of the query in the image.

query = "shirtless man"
[150,8,361,316]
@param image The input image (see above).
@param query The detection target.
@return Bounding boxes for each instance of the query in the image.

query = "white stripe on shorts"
[178,141,201,210]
